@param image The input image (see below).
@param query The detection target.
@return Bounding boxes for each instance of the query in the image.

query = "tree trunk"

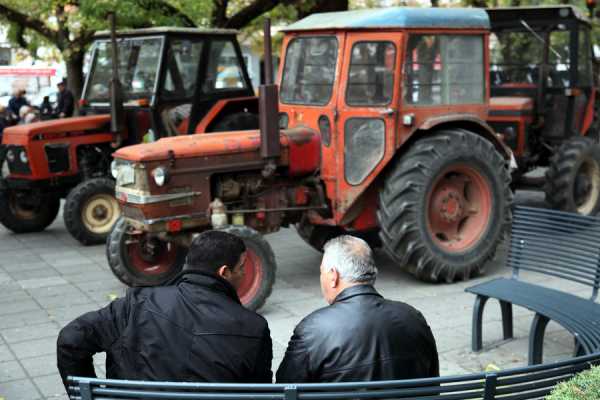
[65,51,85,111]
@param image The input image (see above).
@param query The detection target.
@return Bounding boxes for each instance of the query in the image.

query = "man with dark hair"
[277,235,438,383]
[56,80,74,118]
[57,231,273,391]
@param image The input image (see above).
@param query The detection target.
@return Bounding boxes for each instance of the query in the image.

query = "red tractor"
[486,5,600,215]
[0,26,258,245]
[108,8,513,310]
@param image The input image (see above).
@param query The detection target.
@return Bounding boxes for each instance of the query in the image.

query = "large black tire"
[0,152,60,233]
[220,225,276,311]
[378,129,512,283]
[0,191,60,233]
[106,217,186,286]
[210,112,259,132]
[545,137,600,216]
[64,178,121,245]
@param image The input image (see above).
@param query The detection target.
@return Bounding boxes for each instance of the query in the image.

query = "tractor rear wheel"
[545,137,600,216]
[107,217,186,286]
[378,129,511,282]
[210,112,259,132]
[64,178,121,245]
[220,225,276,311]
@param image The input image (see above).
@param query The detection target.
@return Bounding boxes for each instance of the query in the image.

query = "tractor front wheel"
[107,217,186,286]
[220,225,276,311]
[378,129,511,282]
[64,178,121,245]
[0,189,60,233]
[545,137,600,216]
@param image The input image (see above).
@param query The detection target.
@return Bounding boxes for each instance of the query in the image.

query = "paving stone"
[10,269,61,282]
[0,345,15,362]
[0,378,41,399]
[2,323,60,344]
[33,374,66,398]
[20,354,59,378]
[10,337,57,359]
[0,299,41,316]
[0,310,53,330]
[0,360,27,382]
[47,303,99,325]
[17,277,68,290]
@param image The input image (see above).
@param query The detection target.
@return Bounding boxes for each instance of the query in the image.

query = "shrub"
[547,366,600,399]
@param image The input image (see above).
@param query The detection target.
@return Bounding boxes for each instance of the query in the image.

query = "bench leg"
[574,338,586,357]
[528,313,549,365]
[472,295,489,352]
[499,300,513,341]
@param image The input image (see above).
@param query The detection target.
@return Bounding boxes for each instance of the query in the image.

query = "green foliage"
[547,366,600,400]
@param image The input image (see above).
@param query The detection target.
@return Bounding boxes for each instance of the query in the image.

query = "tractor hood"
[114,128,321,175]
[2,115,111,144]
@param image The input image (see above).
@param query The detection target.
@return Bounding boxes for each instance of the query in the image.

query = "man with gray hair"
[276,235,438,382]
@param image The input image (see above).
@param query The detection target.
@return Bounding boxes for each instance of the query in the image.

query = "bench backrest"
[67,352,600,399]
[509,206,600,300]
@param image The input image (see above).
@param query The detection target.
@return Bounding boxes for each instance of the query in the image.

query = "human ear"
[329,268,339,288]
[217,265,229,279]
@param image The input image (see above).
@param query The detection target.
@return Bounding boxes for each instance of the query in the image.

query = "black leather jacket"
[57,272,272,389]
[276,285,438,382]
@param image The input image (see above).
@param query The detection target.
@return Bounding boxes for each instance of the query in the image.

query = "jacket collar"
[173,270,241,304]
[333,284,382,304]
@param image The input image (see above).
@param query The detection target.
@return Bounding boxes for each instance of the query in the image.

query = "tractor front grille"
[45,144,70,173]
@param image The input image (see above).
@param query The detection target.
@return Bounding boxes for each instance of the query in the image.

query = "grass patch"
[547,366,600,399]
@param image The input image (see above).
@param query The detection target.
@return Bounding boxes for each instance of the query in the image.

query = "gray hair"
[322,235,377,285]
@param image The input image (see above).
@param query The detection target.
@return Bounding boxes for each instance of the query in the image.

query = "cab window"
[162,39,204,99]
[280,36,338,106]
[203,40,247,92]
[404,34,484,106]
[346,41,395,106]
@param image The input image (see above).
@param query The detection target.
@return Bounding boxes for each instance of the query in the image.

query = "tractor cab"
[486,6,596,153]
[82,27,256,142]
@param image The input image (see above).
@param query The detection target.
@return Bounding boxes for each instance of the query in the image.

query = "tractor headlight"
[152,167,168,187]
[111,160,119,178]
[19,151,28,164]
[6,150,15,162]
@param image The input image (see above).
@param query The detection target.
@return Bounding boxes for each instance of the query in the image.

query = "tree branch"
[0,4,57,43]
[225,0,280,29]
[134,0,196,27]
[211,0,229,28]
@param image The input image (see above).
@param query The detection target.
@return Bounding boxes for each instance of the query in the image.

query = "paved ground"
[0,191,586,399]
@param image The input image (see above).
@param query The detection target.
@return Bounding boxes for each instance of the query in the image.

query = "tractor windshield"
[84,37,164,103]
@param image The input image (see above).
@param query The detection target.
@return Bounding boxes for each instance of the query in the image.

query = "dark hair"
[185,230,246,273]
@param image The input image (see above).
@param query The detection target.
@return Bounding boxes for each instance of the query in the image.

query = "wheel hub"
[427,166,492,253]
[438,189,464,223]
[93,205,108,220]
[81,194,120,234]
[139,237,164,263]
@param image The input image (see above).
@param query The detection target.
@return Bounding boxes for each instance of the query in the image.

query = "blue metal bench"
[466,206,600,365]
[67,352,600,399]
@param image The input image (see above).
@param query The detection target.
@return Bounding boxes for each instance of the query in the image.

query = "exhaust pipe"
[259,18,280,161]
[108,12,125,145]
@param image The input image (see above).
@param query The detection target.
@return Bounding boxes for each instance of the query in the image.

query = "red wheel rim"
[426,164,492,253]
[237,248,264,306]
[126,234,180,277]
